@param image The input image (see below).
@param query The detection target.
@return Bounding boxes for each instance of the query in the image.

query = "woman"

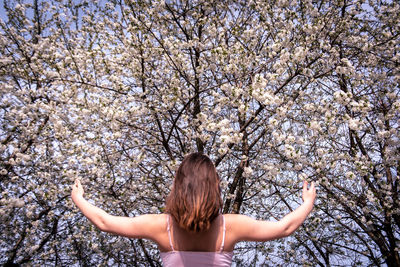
[71,152,316,266]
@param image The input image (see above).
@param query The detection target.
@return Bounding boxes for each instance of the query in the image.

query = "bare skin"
[71,179,316,252]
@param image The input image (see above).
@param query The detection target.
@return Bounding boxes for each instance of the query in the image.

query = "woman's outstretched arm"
[71,179,163,239]
[276,180,316,235]
[229,180,316,243]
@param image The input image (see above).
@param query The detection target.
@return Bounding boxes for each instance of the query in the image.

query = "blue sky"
[0,1,7,21]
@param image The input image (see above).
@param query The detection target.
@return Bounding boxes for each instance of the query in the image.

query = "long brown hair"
[165,152,223,233]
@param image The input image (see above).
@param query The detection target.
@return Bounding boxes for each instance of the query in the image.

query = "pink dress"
[160,215,233,267]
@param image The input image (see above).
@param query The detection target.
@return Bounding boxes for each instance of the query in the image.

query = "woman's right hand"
[71,179,84,200]
[302,180,316,204]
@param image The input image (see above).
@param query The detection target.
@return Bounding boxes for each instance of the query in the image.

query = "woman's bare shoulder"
[125,213,168,239]
[222,214,257,246]
[222,213,256,229]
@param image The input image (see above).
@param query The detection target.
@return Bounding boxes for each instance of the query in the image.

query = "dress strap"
[219,215,226,252]
[166,215,175,251]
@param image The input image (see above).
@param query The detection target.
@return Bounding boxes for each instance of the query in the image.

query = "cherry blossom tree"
[1,0,399,266]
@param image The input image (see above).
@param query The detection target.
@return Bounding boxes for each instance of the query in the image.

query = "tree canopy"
[0,0,399,266]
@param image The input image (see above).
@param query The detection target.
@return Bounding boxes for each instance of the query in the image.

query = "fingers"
[72,179,82,191]
[308,181,316,200]
[310,181,315,191]
[302,180,316,203]
[310,181,317,193]
[303,181,316,191]
[303,180,308,192]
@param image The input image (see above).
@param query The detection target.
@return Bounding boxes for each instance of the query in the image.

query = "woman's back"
[160,214,233,267]
[163,214,226,252]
